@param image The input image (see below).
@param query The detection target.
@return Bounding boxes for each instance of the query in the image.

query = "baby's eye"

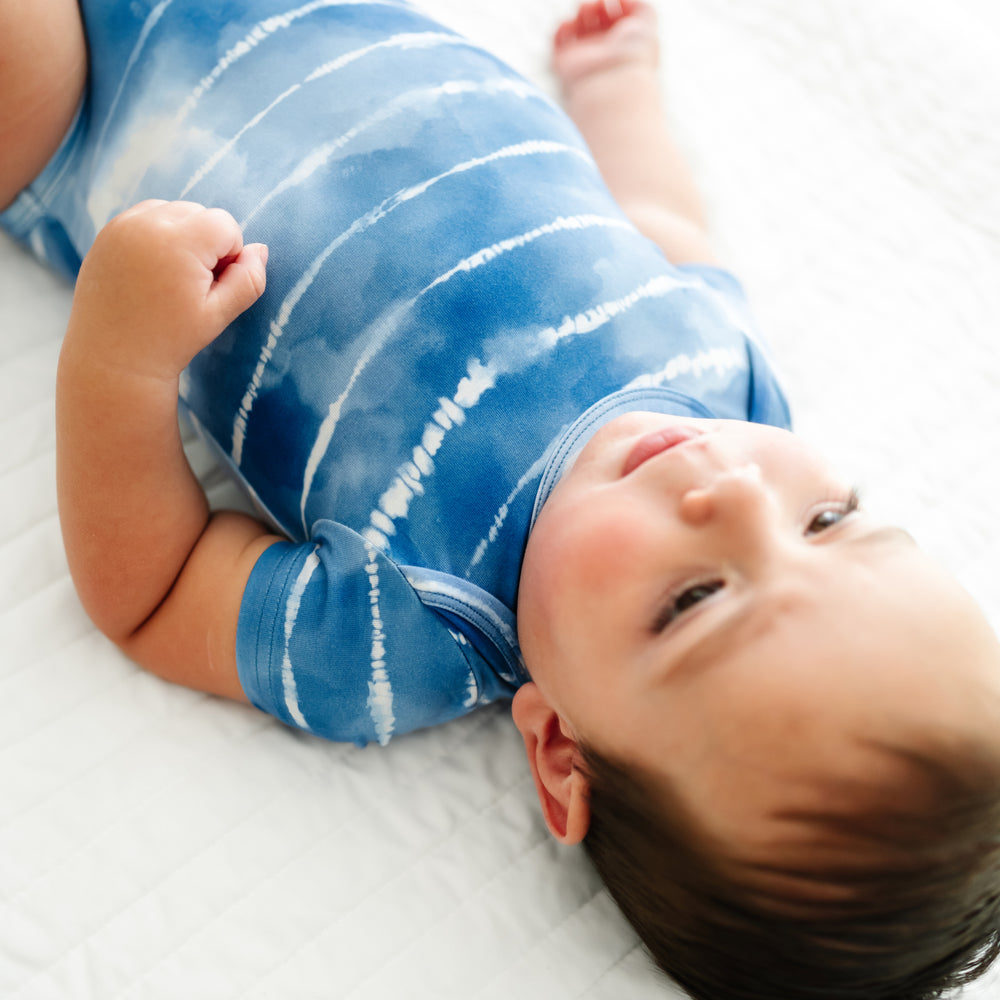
[654,580,724,632]
[806,488,861,535]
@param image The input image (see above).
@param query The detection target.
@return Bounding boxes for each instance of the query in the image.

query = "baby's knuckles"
[96,201,220,301]
[75,202,236,378]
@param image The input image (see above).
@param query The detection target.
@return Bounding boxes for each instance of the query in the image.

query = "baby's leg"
[0,0,87,211]
[553,1,717,265]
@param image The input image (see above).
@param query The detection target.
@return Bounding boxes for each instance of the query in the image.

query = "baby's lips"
[621,426,703,476]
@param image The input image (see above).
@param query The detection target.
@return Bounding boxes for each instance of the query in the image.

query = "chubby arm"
[56,200,282,699]
[0,0,87,211]
[553,1,718,265]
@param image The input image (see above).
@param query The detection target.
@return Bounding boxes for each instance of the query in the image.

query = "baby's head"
[513,414,1000,998]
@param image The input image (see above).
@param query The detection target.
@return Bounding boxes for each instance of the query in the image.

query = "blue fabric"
[2,0,791,746]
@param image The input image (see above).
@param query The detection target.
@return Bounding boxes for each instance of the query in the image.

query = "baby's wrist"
[59,323,181,403]
[62,285,192,386]
[562,60,661,113]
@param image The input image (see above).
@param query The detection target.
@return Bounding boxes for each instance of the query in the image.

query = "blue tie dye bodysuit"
[1,0,790,745]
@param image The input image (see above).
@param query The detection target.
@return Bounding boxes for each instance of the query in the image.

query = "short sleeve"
[675,262,793,431]
[674,262,750,302]
[236,519,502,747]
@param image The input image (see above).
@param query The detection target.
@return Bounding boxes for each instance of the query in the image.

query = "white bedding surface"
[2,1,999,997]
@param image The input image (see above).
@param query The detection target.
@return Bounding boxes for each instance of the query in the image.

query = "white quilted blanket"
[2,0,999,997]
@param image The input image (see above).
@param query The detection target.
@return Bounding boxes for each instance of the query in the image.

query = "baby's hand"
[71,200,267,379]
[553,0,660,92]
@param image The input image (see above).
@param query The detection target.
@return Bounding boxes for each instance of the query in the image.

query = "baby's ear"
[511,683,590,845]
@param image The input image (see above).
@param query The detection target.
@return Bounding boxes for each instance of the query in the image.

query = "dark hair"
[580,735,1000,1000]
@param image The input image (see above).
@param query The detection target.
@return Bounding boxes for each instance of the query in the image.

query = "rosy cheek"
[560,508,650,604]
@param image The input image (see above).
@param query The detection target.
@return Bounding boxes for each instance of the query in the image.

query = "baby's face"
[517,414,1000,848]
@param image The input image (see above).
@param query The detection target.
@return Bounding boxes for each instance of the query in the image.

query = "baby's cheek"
[523,501,617,608]
[555,505,655,627]
[578,514,644,583]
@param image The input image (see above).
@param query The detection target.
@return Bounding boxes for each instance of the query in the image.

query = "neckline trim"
[529,386,717,532]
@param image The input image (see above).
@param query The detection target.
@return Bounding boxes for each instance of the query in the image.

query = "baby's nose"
[679,462,770,528]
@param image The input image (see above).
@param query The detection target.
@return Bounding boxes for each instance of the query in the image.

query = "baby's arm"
[0,0,87,210]
[56,201,280,699]
[553,1,718,265]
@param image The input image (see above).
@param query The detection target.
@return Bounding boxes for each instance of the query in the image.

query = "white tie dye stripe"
[362,272,688,552]
[299,303,411,535]
[174,0,412,127]
[282,547,321,729]
[421,213,632,296]
[296,212,619,534]
[187,38,496,204]
[446,631,480,708]
[465,451,550,574]
[305,31,466,84]
[624,346,745,391]
[538,273,685,350]
[96,3,418,219]
[364,544,395,745]
[241,75,538,227]
[232,139,588,469]
[93,0,174,157]
[179,83,303,198]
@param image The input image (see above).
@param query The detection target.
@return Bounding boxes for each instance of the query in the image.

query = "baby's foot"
[552,0,659,93]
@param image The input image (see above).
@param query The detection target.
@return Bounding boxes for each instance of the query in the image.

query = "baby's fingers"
[208,243,268,328]
[183,204,248,270]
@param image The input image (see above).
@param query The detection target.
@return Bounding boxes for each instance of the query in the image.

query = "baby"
[4,0,1000,997]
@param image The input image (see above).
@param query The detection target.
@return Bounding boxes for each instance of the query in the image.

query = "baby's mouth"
[621,426,704,477]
